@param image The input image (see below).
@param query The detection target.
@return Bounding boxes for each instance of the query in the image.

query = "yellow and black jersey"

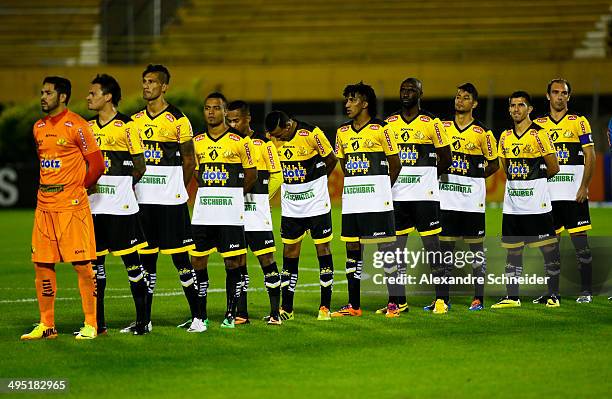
[335,118,398,176]
[131,104,193,205]
[89,112,142,177]
[499,123,556,215]
[277,121,333,185]
[193,128,255,188]
[535,111,593,202]
[385,110,449,168]
[250,134,281,195]
[131,104,192,167]
[441,119,497,178]
[87,112,142,216]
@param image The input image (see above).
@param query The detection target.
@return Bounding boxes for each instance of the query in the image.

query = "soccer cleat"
[235,316,250,325]
[75,323,97,340]
[469,299,484,311]
[576,295,592,304]
[423,300,451,312]
[385,303,400,318]
[133,322,150,336]
[121,321,152,333]
[331,304,362,317]
[317,306,331,321]
[98,326,108,335]
[221,315,235,329]
[266,314,282,325]
[187,318,207,333]
[177,319,191,328]
[532,294,549,304]
[376,302,409,314]
[546,296,560,308]
[21,323,57,341]
[279,309,294,321]
[491,297,521,309]
[433,299,448,314]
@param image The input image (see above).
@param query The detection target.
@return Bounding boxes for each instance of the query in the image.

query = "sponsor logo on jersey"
[568,115,577,121]
[420,116,431,122]
[77,128,89,152]
[283,189,314,201]
[144,143,163,164]
[267,146,277,169]
[473,126,484,134]
[450,155,470,175]
[548,173,574,183]
[114,121,124,127]
[369,124,380,130]
[283,163,307,183]
[387,115,399,122]
[199,195,233,206]
[37,121,46,128]
[140,174,167,185]
[144,127,154,139]
[508,187,534,197]
[556,144,570,164]
[512,146,521,156]
[351,140,360,151]
[507,161,529,179]
[228,133,241,141]
[64,121,73,127]
[94,184,116,195]
[343,184,375,195]
[399,144,418,165]
[439,182,472,193]
[340,125,350,132]
[200,166,229,186]
[40,159,61,169]
[443,121,452,128]
[345,154,370,174]
[103,154,111,173]
[165,113,175,123]
[384,129,393,149]
[434,123,443,144]
[397,174,421,184]
[551,131,559,141]
[452,140,461,151]
[245,201,257,211]
[314,135,326,154]
[298,129,310,136]
[536,117,548,123]
[283,148,293,160]
[244,142,253,164]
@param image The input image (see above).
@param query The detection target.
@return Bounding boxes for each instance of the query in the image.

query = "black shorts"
[394,201,441,236]
[191,225,247,258]
[138,203,194,255]
[281,212,333,245]
[92,213,147,256]
[501,212,557,248]
[341,210,396,244]
[440,210,485,243]
[246,231,276,256]
[551,200,592,235]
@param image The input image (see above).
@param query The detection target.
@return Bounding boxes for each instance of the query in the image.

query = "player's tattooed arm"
[577,146,596,202]
[543,153,560,178]
[323,152,338,177]
[484,157,500,178]
[243,167,257,194]
[387,154,401,186]
[436,145,452,177]
[131,153,146,185]
[179,140,196,188]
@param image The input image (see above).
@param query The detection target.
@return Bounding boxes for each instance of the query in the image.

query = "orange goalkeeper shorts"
[31,207,97,264]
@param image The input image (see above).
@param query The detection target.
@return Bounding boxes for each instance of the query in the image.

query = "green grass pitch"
[1,207,611,398]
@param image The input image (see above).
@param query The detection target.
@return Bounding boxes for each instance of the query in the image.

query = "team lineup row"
[20,64,596,340]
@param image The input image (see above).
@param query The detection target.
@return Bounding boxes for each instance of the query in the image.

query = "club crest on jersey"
[144,143,163,164]
[556,144,570,164]
[522,144,534,154]
[200,165,229,186]
[345,154,370,175]
[508,160,529,179]
[40,159,61,169]
[283,163,307,183]
[399,144,418,165]
[56,138,67,146]
[465,142,476,150]
[563,131,574,138]
[450,155,469,175]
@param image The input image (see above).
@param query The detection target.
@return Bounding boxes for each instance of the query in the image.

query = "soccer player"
[383,78,452,315]
[86,74,149,335]
[227,100,284,325]
[492,91,561,309]
[438,83,499,311]
[534,79,596,303]
[22,76,104,340]
[265,110,337,321]
[128,64,200,332]
[332,82,401,317]
[189,93,257,330]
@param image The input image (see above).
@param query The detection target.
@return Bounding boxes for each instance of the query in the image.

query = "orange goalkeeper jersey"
[33,109,100,211]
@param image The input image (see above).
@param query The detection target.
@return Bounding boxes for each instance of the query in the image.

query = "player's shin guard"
[237,265,249,318]
[346,249,363,310]
[281,257,299,312]
[74,263,97,329]
[195,268,209,320]
[470,243,487,302]
[542,245,561,297]
[262,263,281,315]
[318,254,334,309]
[34,265,56,327]
[93,257,106,328]
[571,234,592,294]
[172,253,199,319]
[140,253,158,322]
[121,252,148,325]
[505,252,523,300]
[425,237,449,302]
[225,267,242,317]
